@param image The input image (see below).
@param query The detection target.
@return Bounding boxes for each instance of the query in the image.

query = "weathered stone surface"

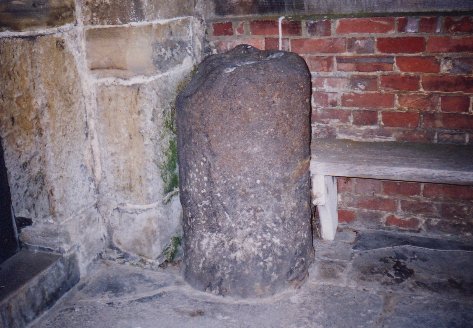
[0,35,96,223]
[96,70,189,259]
[0,37,51,222]
[110,197,182,259]
[86,19,194,78]
[177,45,313,297]
[93,18,204,260]
[20,222,72,253]
[66,208,107,273]
[80,0,194,26]
[16,200,105,270]
[0,35,104,269]
[0,0,75,31]
[96,75,183,204]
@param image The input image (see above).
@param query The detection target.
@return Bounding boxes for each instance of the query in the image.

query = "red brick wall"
[209,16,473,144]
[207,15,473,239]
[338,178,473,238]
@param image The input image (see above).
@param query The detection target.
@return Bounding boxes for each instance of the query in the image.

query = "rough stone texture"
[86,19,195,79]
[0,34,105,269]
[80,0,194,26]
[109,200,182,259]
[320,228,473,300]
[0,35,96,223]
[0,36,56,222]
[96,71,189,260]
[31,229,473,327]
[0,0,75,32]
[207,0,473,17]
[177,45,313,297]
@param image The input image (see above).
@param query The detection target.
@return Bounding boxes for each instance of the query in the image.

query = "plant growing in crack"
[160,91,180,203]
[160,66,197,204]
[162,235,182,264]
[160,129,179,198]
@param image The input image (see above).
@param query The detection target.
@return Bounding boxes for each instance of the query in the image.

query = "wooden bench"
[310,138,473,240]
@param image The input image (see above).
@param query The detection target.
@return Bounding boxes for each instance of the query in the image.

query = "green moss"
[160,66,198,199]
[163,235,181,263]
[160,90,179,198]
[163,103,177,135]
[161,135,179,196]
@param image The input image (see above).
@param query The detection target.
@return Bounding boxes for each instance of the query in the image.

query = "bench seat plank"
[311,139,473,185]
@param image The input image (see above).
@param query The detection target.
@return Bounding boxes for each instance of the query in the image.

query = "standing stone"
[177,45,313,297]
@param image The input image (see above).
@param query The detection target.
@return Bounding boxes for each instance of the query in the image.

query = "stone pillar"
[177,45,313,297]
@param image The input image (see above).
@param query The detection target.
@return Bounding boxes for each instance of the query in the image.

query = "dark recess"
[0,137,17,264]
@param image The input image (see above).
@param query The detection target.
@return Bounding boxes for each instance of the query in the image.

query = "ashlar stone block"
[86,19,194,78]
[0,0,75,31]
[80,0,194,26]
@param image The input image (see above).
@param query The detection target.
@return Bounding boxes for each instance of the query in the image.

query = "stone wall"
[206,13,473,240]
[0,0,205,273]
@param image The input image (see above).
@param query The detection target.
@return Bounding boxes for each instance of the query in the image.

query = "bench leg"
[312,175,338,240]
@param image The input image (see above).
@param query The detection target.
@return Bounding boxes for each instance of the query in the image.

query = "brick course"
[336,177,473,237]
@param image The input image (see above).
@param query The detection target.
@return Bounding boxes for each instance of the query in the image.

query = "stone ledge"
[0,250,79,328]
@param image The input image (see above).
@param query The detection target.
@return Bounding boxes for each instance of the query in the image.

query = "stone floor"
[30,229,473,328]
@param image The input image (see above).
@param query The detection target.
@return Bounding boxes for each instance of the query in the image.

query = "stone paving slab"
[31,229,473,328]
[348,247,473,299]
[32,265,383,328]
[379,294,473,328]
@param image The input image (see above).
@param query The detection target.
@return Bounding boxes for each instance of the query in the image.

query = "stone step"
[0,250,79,328]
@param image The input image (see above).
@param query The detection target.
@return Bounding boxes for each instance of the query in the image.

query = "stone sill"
[0,250,79,327]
